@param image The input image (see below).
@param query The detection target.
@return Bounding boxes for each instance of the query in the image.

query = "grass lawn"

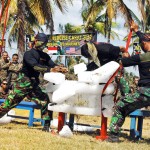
[0,109,149,150]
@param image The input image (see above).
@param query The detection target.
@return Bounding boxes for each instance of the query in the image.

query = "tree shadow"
[72,129,150,143]
[11,120,42,127]
[118,132,150,143]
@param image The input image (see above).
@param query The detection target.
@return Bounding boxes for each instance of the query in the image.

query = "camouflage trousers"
[109,78,150,134]
[0,73,52,121]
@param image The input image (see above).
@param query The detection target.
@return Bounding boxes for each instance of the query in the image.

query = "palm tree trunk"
[0,0,4,55]
[17,0,25,62]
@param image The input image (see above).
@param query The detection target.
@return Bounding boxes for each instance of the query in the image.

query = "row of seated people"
[0,51,47,100]
[0,51,22,99]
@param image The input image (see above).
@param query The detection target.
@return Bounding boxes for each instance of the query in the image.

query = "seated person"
[0,80,9,99]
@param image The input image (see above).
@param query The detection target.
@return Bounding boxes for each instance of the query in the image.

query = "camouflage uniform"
[0,41,58,122]
[0,73,51,120]
[109,51,150,135]
[109,85,150,134]
[8,62,22,84]
[0,58,10,83]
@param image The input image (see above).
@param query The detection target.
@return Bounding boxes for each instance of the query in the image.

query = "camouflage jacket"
[0,58,10,81]
[8,62,22,82]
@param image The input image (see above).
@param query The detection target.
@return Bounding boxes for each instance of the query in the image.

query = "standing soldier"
[8,54,22,87]
[0,51,11,84]
[107,21,150,142]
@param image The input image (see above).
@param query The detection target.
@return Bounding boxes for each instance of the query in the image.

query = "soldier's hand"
[130,21,138,32]
[50,66,61,72]
[119,46,126,53]
[122,52,130,58]
[8,62,12,66]
[50,66,68,73]
[58,66,68,73]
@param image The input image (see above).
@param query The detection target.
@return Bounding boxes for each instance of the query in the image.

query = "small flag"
[65,47,76,54]
[47,46,58,54]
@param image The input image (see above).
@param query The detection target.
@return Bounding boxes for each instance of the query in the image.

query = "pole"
[0,0,4,23]
[96,66,122,141]
[58,112,65,132]
[96,115,108,140]
[0,0,4,55]
[2,0,11,41]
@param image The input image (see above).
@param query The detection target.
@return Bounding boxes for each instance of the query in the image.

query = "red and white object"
[47,46,58,54]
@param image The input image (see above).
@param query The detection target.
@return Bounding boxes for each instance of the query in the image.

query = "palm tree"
[123,0,150,48]
[81,0,137,42]
[64,23,82,33]
[0,0,73,59]
[136,0,150,32]
[81,1,120,42]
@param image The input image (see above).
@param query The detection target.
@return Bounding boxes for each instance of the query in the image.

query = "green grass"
[0,109,150,150]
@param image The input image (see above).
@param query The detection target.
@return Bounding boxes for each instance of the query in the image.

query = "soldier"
[0,51,11,84]
[107,21,150,142]
[0,33,68,132]
[81,42,129,71]
[8,54,22,87]
[130,76,140,94]
[0,80,9,99]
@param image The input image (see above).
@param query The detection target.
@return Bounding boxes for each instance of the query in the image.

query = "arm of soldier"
[119,54,140,67]
[24,51,51,73]
[130,21,146,39]
[46,55,68,72]
[1,61,11,69]
[9,63,23,73]
[8,64,14,72]
[24,52,68,73]
[48,58,57,68]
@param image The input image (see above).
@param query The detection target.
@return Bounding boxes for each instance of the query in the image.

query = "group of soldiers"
[0,20,149,142]
[0,51,22,98]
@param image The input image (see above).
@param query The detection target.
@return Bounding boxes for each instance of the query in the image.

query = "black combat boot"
[106,133,120,143]
[42,120,50,132]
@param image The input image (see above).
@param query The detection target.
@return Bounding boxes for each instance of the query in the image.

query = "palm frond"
[113,0,133,26]
[30,0,53,34]
[82,0,91,6]
[129,9,142,27]
[137,0,146,23]
[123,32,138,41]
[107,0,114,20]
[95,13,106,22]
[23,1,43,31]
[108,30,120,40]
[94,22,105,35]
[53,0,67,13]
[85,1,105,28]
[8,20,19,46]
